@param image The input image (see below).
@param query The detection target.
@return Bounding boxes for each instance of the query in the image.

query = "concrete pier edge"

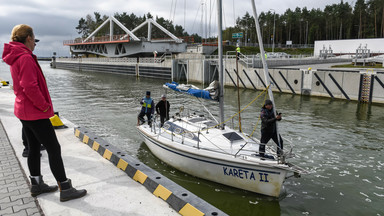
[74,126,226,216]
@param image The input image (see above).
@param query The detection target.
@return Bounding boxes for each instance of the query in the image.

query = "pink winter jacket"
[2,42,54,120]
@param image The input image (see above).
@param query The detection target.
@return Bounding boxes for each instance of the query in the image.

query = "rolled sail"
[164,81,219,101]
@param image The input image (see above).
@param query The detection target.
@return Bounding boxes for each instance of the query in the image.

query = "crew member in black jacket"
[259,99,283,158]
[156,94,170,127]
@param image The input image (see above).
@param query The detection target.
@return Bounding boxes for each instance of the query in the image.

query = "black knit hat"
[264,99,273,106]
[146,91,151,96]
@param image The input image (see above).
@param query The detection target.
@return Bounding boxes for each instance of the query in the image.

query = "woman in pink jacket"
[2,24,86,202]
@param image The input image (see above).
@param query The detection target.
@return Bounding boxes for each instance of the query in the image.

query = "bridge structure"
[63,16,187,57]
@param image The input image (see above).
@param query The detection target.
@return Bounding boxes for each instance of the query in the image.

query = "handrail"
[63,34,130,45]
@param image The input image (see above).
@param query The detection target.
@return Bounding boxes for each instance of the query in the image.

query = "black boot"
[58,179,87,202]
[22,148,29,157]
[30,176,58,197]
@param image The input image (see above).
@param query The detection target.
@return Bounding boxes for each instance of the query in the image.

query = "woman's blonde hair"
[10,24,34,44]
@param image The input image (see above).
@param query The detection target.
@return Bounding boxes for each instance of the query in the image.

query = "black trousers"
[259,131,283,156]
[20,119,67,182]
[22,127,28,149]
[159,114,169,127]
[138,112,152,125]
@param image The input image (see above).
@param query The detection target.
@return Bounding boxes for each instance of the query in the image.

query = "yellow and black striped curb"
[74,126,227,216]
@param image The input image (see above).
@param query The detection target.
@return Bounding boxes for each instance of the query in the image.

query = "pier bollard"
[1,80,9,86]
[50,112,68,129]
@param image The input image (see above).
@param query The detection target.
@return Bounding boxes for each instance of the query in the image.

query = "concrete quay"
[0,87,225,216]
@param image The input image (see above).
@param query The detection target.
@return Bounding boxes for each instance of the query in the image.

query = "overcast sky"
[0,0,354,57]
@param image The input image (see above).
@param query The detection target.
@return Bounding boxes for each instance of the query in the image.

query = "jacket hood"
[2,42,32,66]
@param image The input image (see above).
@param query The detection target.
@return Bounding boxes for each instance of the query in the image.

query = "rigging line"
[201,1,204,39]
[233,0,236,25]
[191,1,202,34]
[208,0,212,39]
[177,86,270,135]
[196,97,219,124]
[199,131,230,154]
[170,0,174,21]
[205,0,208,42]
[172,0,178,24]
[249,89,268,137]
[208,0,215,39]
[184,0,186,30]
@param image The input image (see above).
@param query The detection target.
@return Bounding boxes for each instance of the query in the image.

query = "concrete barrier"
[74,126,227,216]
[53,57,384,104]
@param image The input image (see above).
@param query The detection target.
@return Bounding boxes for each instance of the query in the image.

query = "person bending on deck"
[138,91,155,126]
[156,94,170,127]
[259,99,283,158]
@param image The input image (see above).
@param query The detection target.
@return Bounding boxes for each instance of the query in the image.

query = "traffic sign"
[232,32,243,38]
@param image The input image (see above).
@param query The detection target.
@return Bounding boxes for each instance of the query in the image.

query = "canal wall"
[54,56,384,103]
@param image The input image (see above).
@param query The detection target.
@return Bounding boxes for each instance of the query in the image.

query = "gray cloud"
[0,0,355,57]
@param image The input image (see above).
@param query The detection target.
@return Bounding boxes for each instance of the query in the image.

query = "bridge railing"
[57,57,137,64]
[63,34,130,45]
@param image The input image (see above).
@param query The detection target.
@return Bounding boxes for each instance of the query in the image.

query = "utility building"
[314,38,384,57]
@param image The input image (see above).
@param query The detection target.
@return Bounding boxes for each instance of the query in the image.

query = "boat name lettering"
[223,167,269,182]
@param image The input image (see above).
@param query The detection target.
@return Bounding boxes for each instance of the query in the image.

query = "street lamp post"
[270,9,276,53]
[305,21,308,48]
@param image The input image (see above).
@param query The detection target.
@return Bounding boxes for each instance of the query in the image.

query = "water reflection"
[356,103,372,121]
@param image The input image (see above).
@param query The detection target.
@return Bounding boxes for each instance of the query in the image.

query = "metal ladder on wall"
[359,69,376,103]
[360,74,372,102]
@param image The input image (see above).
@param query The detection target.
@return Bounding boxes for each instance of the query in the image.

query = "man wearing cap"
[259,99,283,158]
[156,94,170,127]
[138,91,155,126]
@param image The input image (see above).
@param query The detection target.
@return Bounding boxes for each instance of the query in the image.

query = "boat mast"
[217,0,225,129]
[250,0,281,144]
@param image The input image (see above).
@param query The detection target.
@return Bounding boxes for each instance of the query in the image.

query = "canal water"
[1,62,383,215]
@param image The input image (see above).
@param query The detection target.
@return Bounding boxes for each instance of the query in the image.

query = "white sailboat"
[137,0,307,197]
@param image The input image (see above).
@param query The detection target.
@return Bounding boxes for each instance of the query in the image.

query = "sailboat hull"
[138,127,287,197]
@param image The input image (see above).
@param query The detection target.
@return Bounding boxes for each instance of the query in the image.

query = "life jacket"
[142,97,153,112]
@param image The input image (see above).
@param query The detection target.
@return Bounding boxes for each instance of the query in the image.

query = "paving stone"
[0,206,14,215]
[0,121,41,216]
[0,198,23,210]
[0,190,21,199]
[7,185,25,193]
[26,208,40,215]
[21,197,34,204]
[13,173,24,179]
[10,193,30,202]
[0,187,8,194]
[6,183,20,192]
[0,173,15,181]
[6,209,28,216]
[11,167,23,172]
[18,188,30,195]
[12,201,38,212]
[0,161,11,166]
[16,180,29,187]
[0,196,11,204]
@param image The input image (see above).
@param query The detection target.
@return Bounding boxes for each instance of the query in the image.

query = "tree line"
[226,0,384,45]
[76,0,384,45]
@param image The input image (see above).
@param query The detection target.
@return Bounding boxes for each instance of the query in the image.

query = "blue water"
[1,61,383,215]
